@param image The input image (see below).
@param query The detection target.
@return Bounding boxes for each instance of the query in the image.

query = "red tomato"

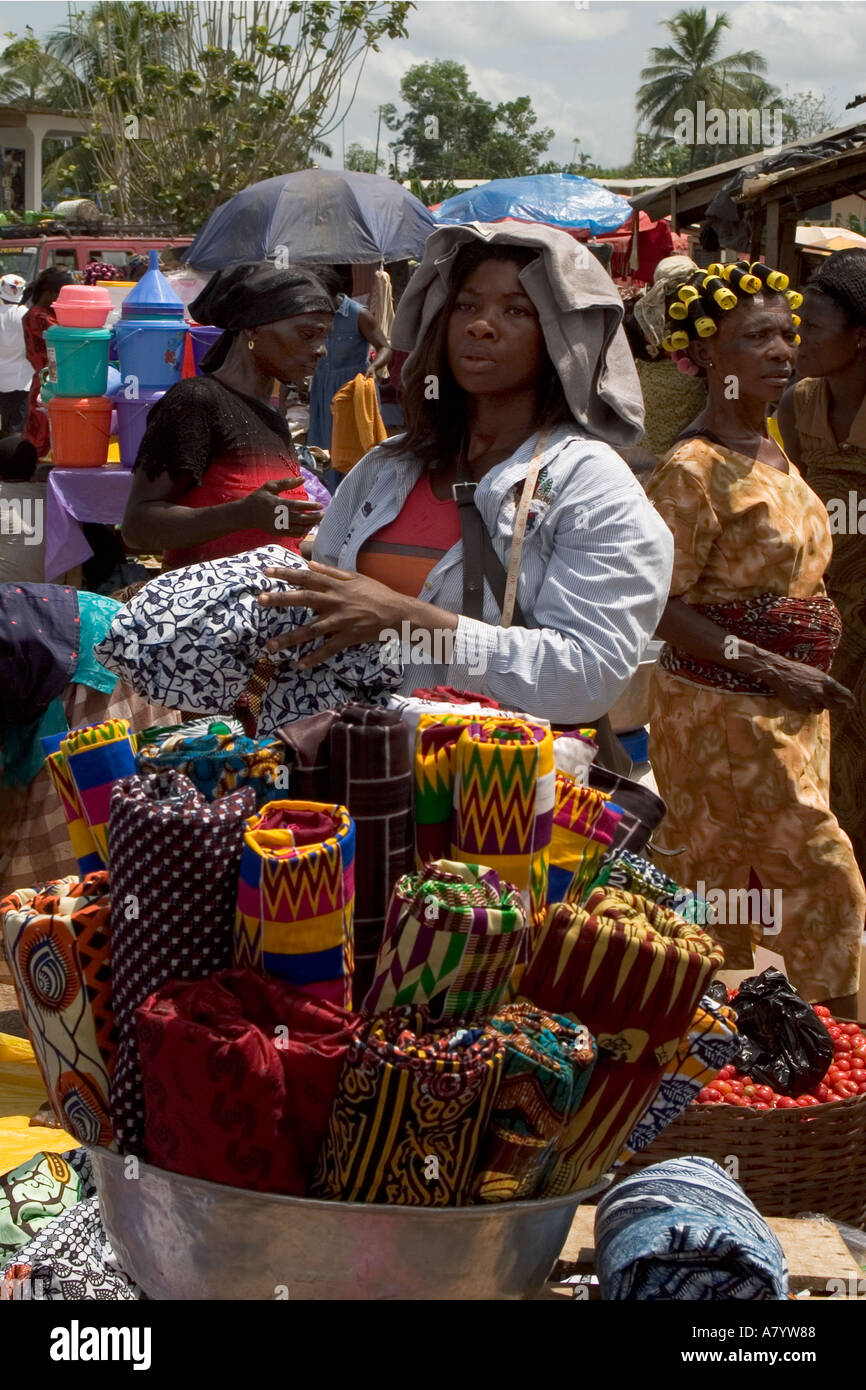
[849,1068,866,1084]
[716,1065,736,1081]
[729,1095,750,1106]
[827,1026,841,1039]
[834,1080,858,1098]
[754,1085,775,1103]
[738,1075,753,1086]
[858,1082,866,1094]
[714,1080,733,1096]
[697,1087,722,1104]
[834,1055,852,1071]
[814,1084,832,1102]
[813,1005,832,1018]
[841,1023,861,1035]
[828,1067,846,1084]
[728,1081,744,1095]
[775,1096,797,1108]
[796,1095,818,1106]
[835,1037,853,1052]
[742,1084,757,1098]
[752,1102,771,1110]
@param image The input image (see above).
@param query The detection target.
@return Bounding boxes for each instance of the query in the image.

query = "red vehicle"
[0,233,193,284]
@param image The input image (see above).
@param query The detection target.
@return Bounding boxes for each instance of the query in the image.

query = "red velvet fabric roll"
[136,968,360,1195]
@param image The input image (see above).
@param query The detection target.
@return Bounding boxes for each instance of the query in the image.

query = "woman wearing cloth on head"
[776,249,866,879]
[257,222,674,731]
[21,268,75,458]
[646,261,865,1015]
[121,263,331,571]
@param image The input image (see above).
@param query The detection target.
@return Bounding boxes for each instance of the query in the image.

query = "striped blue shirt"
[314,424,673,722]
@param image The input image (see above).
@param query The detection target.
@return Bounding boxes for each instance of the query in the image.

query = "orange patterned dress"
[647,437,865,1001]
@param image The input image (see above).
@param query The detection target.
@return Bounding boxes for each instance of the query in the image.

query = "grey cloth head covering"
[391,221,644,446]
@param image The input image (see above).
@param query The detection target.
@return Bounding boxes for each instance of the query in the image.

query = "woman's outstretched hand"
[237,479,323,537]
[259,560,404,668]
[760,653,855,715]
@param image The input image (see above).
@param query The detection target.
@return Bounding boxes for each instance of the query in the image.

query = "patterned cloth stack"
[521,886,723,1194]
[55,720,138,866]
[136,730,287,808]
[473,1003,597,1203]
[0,1149,94,1263]
[587,849,680,907]
[328,704,414,981]
[3,1196,141,1300]
[0,872,115,1148]
[44,750,103,877]
[311,1007,504,1205]
[548,775,622,903]
[615,994,738,1166]
[135,970,360,1196]
[449,718,555,925]
[108,771,256,1155]
[362,860,527,1021]
[594,1156,788,1300]
[234,800,355,1009]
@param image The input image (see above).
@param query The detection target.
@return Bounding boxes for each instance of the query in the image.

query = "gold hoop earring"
[248,339,255,350]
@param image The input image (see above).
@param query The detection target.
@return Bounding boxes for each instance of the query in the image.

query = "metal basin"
[90,1147,606,1300]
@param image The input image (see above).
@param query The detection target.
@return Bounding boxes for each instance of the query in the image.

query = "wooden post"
[778,212,798,279]
[764,199,781,264]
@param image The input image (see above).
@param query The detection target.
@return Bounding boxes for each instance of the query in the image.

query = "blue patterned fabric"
[595,1156,788,1301]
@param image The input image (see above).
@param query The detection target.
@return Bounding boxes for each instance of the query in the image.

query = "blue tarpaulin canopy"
[432,174,633,236]
[187,169,437,270]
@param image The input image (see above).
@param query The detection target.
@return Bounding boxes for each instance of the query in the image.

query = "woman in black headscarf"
[122,263,334,570]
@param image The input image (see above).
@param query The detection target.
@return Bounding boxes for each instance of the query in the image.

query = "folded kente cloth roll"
[44,751,102,876]
[274,710,338,802]
[413,712,477,865]
[235,800,355,1009]
[329,704,413,958]
[594,1157,788,1300]
[450,719,555,923]
[616,995,738,1165]
[311,1007,504,1205]
[362,860,527,1020]
[522,889,723,1194]
[473,1003,596,1203]
[60,720,138,865]
[109,771,256,1155]
[548,775,622,904]
[136,730,287,807]
[0,873,115,1148]
[136,969,360,1195]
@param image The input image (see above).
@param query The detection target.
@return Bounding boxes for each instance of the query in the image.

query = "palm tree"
[0,28,75,106]
[637,8,769,170]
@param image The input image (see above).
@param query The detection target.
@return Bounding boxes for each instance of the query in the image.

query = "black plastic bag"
[704,980,731,1008]
[732,968,834,1097]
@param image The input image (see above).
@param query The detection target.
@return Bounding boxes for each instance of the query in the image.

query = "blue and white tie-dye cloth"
[595,1156,788,1300]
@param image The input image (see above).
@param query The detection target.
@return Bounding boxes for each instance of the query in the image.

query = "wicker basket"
[621,1091,866,1228]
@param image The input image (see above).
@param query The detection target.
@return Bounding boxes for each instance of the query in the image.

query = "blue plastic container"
[114,317,188,391]
[121,249,185,319]
[617,727,649,763]
[44,324,111,397]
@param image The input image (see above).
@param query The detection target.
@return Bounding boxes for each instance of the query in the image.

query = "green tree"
[344,141,383,172]
[779,90,838,142]
[637,7,769,170]
[0,27,74,105]
[385,60,552,180]
[48,1,412,226]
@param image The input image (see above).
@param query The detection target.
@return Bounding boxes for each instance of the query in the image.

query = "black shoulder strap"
[453,477,527,628]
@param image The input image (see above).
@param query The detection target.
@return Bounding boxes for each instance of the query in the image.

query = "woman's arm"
[121,469,322,552]
[657,595,853,714]
[357,307,392,376]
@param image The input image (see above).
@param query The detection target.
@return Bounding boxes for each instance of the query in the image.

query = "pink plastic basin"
[52,285,113,329]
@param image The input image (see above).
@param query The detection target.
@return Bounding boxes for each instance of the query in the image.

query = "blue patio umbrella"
[432,174,633,236]
[186,169,437,270]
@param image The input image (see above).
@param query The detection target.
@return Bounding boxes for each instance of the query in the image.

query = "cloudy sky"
[1,1,863,169]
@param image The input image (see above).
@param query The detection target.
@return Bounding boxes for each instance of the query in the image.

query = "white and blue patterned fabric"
[314,423,674,722]
[94,545,403,737]
[3,1196,141,1300]
[595,1156,788,1301]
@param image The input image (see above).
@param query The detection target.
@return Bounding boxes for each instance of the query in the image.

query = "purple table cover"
[44,466,330,581]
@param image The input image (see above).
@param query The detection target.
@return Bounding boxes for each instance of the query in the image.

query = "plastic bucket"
[47,395,113,467]
[115,389,166,469]
[114,317,188,390]
[52,285,113,329]
[44,325,111,398]
[188,323,223,374]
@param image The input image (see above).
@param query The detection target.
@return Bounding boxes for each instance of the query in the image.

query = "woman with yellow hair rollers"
[646,261,865,1017]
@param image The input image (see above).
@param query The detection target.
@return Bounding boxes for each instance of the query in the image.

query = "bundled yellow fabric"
[0,1034,78,1173]
[330,373,387,474]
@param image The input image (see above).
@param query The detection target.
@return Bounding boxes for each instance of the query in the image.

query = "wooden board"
[552,1205,865,1298]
